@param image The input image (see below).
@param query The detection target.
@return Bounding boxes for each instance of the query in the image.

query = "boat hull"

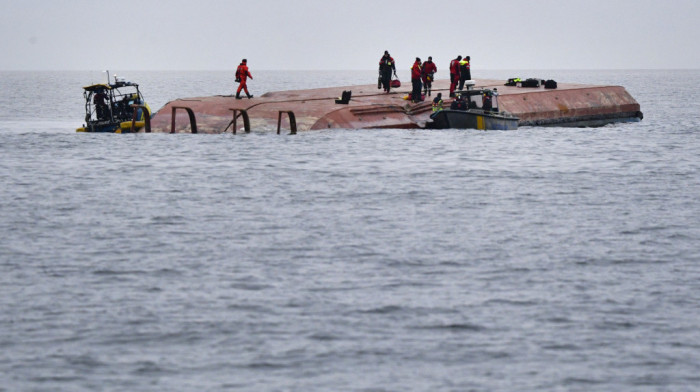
[430,109,519,130]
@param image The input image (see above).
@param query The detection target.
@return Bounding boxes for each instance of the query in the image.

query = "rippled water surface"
[1,70,700,391]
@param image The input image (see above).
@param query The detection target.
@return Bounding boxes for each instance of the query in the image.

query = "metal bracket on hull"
[228,109,251,134]
[277,111,297,135]
[170,106,198,134]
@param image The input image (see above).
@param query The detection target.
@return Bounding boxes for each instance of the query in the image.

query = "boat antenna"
[104,70,110,85]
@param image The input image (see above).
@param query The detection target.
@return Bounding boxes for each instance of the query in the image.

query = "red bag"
[391,79,401,88]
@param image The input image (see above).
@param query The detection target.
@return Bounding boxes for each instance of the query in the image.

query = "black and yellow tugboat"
[77,74,151,133]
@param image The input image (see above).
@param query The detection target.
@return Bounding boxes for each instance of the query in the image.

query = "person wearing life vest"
[458,56,471,91]
[432,93,443,113]
[379,51,397,93]
[410,57,423,103]
[421,56,437,96]
[235,59,253,99]
[449,55,462,97]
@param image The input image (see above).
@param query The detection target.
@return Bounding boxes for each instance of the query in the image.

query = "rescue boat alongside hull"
[77,77,151,133]
[429,109,519,130]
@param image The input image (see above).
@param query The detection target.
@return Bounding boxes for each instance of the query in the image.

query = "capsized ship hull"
[147,79,642,133]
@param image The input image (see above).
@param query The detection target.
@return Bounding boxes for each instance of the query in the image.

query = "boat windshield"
[84,85,143,123]
[457,89,499,112]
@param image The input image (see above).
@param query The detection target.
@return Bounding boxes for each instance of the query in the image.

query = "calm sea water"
[1,69,700,391]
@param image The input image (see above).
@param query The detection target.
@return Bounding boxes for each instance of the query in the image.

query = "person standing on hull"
[458,55,471,91]
[379,51,396,93]
[410,57,423,103]
[449,55,462,97]
[235,59,253,99]
[421,56,437,97]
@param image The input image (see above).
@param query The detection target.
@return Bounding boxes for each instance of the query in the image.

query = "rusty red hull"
[148,79,642,133]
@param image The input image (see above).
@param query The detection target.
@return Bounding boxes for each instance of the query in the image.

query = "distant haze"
[1,0,699,71]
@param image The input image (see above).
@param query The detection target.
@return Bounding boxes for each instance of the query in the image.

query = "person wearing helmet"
[235,59,253,99]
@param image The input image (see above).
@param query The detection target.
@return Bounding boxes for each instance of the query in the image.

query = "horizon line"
[1,68,699,72]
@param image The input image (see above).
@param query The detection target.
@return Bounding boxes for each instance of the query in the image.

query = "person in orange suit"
[235,59,253,99]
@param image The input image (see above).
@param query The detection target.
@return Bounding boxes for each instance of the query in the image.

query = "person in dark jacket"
[410,57,423,103]
[378,51,396,93]
[93,89,109,120]
[458,56,471,90]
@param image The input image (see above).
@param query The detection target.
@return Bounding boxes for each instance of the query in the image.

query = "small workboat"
[429,109,519,130]
[429,84,519,130]
[77,74,151,133]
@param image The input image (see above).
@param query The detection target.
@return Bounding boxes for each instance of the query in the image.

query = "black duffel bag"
[521,78,541,88]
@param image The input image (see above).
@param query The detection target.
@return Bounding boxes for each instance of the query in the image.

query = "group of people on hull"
[233,53,473,106]
[379,51,472,103]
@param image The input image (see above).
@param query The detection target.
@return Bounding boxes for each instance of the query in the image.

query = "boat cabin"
[79,77,148,133]
[453,82,500,113]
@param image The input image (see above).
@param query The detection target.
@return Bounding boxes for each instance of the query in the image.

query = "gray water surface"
[1,70,699,391]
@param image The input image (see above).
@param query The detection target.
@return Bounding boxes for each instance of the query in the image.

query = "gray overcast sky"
[2,0,699,71]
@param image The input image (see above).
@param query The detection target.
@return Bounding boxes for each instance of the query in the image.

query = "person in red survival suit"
[410,57,423,103]
[421,56,437,97]
[449,55,462,97]
[235,59,253,99]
